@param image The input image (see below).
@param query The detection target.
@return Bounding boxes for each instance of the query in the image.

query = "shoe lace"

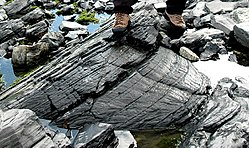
[171,15,184,24]
[115,13,126,25]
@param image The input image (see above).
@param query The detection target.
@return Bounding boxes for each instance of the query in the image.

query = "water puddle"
[50,9,110,33]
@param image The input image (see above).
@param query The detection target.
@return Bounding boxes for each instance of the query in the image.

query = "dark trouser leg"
[113,0,138,14]
[166,0,187,14]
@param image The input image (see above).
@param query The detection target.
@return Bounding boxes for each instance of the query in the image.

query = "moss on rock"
[76,10,99,25]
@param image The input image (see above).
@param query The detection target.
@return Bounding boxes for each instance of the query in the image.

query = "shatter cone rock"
[0,3,210,130]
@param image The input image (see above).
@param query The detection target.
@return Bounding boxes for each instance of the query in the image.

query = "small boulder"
[38,31,65,49]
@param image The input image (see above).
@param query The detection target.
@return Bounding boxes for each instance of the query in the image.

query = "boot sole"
[112,21,131,34]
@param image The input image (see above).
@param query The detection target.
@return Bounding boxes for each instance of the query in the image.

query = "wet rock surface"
[0,0,249,147]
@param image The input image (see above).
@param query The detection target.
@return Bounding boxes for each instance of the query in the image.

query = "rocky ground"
[0,0,249,147]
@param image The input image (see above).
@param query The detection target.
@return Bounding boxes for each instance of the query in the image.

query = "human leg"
[165,0,187,29]
[112,0,138,33]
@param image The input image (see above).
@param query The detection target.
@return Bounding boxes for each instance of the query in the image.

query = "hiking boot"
[165,11,186,29]
[112,13,130,33]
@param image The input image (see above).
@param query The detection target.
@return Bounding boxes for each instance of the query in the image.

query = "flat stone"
[59,21,87,31]
[94,1,105,10]
[65,30,88,40]
[200,39,226,61]
[205,1,237,14]
[211,14,236,35]
[190,2,208,17]
[153,2,166,9]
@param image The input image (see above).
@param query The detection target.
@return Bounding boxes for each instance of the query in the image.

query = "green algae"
[132,129,184,148]
[76,10,99,25]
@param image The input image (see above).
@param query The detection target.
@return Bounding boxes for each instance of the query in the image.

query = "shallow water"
[132,129,183,148]
[0,11,110,87]
[0,57,16,87]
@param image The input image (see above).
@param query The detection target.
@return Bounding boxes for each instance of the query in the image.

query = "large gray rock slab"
[0,109,56,148]
[0,2,210,130]
[183,78,249,148]
[234,22,249,48]
[0,19,25,44]
[3,0,32,18]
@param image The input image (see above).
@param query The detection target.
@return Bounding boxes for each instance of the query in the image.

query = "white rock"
[153,2,166,9]
[59,21,87,31]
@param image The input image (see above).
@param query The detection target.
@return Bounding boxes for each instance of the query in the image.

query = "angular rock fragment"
[74,123,118,148]
[21,8,45,25]
[211,14,236,35]
[0,109,56,148]
[26,20,50,40]
[3,0,32,18]
[0,19,25,44]
[234,22,249,48]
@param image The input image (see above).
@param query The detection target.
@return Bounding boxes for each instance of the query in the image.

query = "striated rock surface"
[0,3,210,130]
[3,0,33,18]
[0,19,25,44]
[0,109,56,148]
